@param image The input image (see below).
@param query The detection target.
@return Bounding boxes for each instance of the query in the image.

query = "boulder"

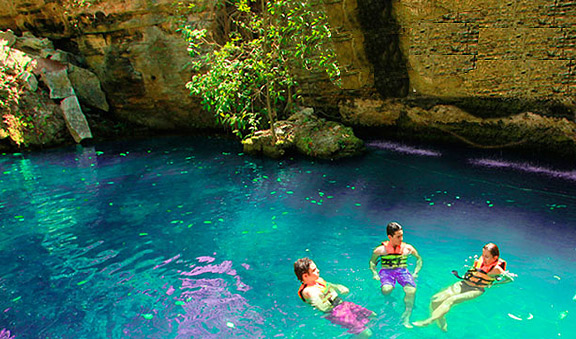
[60,96,92,143]
[68,65,109,112]
[40,68,75,99]
[21,72,38,91]
[243,108,365,160]
[15,32,54,53]
[0,30,16,47]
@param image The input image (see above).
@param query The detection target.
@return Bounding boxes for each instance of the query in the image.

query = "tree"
[177,0,340,139]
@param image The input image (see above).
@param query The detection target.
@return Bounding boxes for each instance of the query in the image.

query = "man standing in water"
[369,222,422,328]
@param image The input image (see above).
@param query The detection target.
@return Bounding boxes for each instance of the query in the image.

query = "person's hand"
[412,272,419,279]
[373,274,380,281]
[339,285,350,294]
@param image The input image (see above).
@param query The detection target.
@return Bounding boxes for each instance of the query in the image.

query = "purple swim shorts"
[324,301,373,334]
[379,267,415,287]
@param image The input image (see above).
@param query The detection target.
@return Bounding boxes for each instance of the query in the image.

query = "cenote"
[1,136,575,339]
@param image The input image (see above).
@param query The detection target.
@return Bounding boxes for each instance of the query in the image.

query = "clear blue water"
[1,136,575,339]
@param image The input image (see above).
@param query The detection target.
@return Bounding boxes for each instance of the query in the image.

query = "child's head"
[294,257,314,282]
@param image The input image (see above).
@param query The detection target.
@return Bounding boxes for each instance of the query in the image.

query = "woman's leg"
[413,283,482,327]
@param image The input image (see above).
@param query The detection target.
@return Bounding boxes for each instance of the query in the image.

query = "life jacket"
[297,277,329,302]
[462,257,507,288]
[379,241,408,268]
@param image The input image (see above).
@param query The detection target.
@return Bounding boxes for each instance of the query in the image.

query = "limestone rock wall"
[0,0,215,130]
[2,0,576,157]
[393,0,576,109]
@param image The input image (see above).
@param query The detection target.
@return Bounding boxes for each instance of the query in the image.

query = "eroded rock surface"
[243,108,365,159]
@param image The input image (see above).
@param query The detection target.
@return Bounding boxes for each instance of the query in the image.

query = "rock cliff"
[1,0,575,158]
[0,0,213,131]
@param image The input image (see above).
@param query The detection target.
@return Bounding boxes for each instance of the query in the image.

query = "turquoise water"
[0,136,575,339]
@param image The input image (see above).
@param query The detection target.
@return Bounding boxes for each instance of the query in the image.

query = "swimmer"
[413,243,514,331]
[294,258,375,337]
[369,222,422,328]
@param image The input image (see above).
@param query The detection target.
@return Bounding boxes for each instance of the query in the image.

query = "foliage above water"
[177,0,340,139]
[0,41,37,146]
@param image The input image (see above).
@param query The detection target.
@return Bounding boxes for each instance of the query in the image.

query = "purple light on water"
[0,329,15,339]
[184,260,234,276]
[121,257,262,338]
[469,158,576,181]
[175,260,263,338]
[153,254,182,269]
[367,141,442,157]
[196,255,216,263]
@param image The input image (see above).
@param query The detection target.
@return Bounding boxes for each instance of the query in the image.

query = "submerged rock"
[243,108,365,160]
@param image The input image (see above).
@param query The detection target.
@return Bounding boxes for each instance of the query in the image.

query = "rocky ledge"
[242,108,365,160]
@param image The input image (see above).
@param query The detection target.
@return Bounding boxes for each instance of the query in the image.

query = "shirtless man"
[369,222,422,328]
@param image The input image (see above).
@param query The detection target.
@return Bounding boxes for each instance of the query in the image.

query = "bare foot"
[412,320,432,327]
[436,318,448,332]
[401,313,413,328]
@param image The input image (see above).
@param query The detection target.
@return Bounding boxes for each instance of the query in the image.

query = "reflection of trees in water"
[175,257,263,338]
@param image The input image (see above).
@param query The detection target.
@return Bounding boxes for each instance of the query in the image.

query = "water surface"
[0,136,575,338]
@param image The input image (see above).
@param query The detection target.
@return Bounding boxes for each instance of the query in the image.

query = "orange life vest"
[380,241,408,268]
[464,257,507,288]
[298,277,328,302]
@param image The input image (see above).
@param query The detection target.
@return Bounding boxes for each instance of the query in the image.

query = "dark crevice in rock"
[356,0,409,98]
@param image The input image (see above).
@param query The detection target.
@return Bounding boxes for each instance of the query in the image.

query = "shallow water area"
[0,136,575,338]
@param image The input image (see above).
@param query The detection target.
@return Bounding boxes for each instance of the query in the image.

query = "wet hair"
[387,222,403,237]
[483,243,500,257]
[294,257,313,282]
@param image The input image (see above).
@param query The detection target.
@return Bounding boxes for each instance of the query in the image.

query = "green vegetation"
[177,0,340,139]
[0,41,36,146]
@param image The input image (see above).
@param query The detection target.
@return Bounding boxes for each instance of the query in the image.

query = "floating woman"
[412,243,515,331]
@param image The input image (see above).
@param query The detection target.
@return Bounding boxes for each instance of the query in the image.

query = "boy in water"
[369,222,422,328]
[294,258,374,337]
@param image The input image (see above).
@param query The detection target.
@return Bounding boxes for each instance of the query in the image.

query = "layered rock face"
[1,0,576,157]
[394,0,576,104]
[0,0,214,130]
[329,0,576,157]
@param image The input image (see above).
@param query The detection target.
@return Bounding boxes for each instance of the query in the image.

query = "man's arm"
[369,248,382,280]
[328,282,349,295]
[304,285,337,312]
[409,245,423,278]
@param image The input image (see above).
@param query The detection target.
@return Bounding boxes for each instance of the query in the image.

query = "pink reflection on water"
[367,141,442,157]
[196,256,216,263]
[469,158,576,181]
[183,260,234,276]
[175,259,262,338]
[154,254,181,269]
[0,329,15,339]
